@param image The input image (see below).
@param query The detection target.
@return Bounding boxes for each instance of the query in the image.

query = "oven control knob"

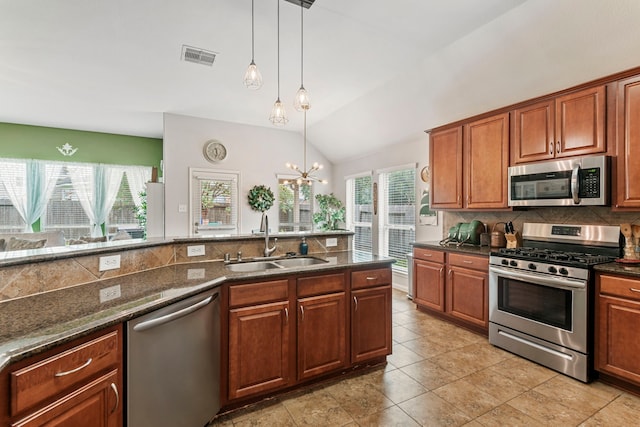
[559,267,569,275]
[501,259,509,265]
[509,260,517,267]
[548,266,558,274]
[528,263,537,270]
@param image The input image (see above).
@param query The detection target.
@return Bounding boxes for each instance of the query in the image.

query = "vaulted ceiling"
[1,0,640,164]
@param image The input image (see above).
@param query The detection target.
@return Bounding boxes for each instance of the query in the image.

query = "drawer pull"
[110,382,120,413]
[366,276,377,281]
[630,288,640,293]
[54,358,93,377]
[423,253,432,257]
[463,260,473,264]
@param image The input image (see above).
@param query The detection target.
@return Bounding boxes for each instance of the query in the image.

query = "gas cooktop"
[494,247,614,266]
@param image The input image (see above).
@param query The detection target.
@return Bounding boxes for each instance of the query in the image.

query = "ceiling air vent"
[284,0,315,9]
[181,45,217,66]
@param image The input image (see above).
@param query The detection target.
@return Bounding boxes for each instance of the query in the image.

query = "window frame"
[189,168,240,236]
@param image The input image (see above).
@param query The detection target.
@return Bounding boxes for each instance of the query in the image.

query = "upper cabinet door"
[464,112,510,209]
[512,100,555,164]
[430,126,463,209]
[512,85,606,164]
[614,75,640,209]
[555,85,606,158]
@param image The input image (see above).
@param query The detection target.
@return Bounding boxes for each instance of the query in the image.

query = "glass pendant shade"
[294,86,310,111]
[243,60,263,90]
[269,98,288,126]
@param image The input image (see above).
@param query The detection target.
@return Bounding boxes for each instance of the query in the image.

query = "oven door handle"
[490,265,586,289]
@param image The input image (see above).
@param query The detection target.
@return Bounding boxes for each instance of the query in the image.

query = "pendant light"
[243,0,263,90]
[269,0,288,126]
[285,108,327,185]
[293,3,310,111]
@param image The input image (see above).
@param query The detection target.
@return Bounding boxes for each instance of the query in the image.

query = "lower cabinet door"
[228,301,291,400]
[596,295,640,384]
[13,370,121,427]
[414,259,445,312]
[446,266,488,330]
[351,286,392,363]
[298,293,347,380]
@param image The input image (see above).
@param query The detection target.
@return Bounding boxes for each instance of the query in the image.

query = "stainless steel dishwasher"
[126,288,220,427]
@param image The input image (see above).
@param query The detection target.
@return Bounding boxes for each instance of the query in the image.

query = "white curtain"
[124,166,152,208]
[68,164,124,237]
[0,159,62,232]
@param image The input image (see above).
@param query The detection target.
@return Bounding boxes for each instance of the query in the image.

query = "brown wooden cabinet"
[446,253,489,330]
[430,113,509,210]
[613,75,640,209]
[412,247,446,311]
[298,293,347,380]
[595,274,640,385]
[227,279,292,400]
[413,248,488,334]
[512,85,606,164]
[350,268,392,364]
[1,326,122,427]
[430,126,463,209]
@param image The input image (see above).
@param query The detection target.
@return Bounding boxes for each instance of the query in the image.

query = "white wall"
[163,113,333,238]
[332,133,443,244]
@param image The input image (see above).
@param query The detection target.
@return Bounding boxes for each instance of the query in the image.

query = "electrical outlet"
[99,255,121,271]
[326,238,338,247]
[187,245,206,257]
[187,268,206,280]
[99,285,121,303]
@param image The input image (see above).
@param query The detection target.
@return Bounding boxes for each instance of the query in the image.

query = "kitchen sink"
[225,256,328,272]
[272,257,328,268]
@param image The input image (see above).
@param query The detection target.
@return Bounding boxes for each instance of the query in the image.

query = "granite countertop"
[594,261,640,279]
[412,240,493,257]
[0,251,393,372]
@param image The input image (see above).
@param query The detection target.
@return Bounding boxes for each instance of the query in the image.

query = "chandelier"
[285,108,327,185]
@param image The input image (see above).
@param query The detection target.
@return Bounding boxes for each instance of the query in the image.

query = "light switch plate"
[178,204,188,213]
[326,238,338,247]
[99,255,121,271]
[187,245,206,257]
[99,285,121,303]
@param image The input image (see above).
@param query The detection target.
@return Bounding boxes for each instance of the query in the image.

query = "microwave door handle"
[571,164,580,204]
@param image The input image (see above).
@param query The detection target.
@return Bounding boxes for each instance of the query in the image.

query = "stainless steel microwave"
[508,155,610,207]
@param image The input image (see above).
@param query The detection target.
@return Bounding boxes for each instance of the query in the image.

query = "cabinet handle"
[110,382,119,414]
[630,288,640,293]
[439,267,444,279]
[549,141,553,155]
[463,260,473,264]
[54,358,92,377]
[448,269,453,278]
[284,307,289,323]
[300,305,305,321]
[353,296,358,311]
[556,141,561,154]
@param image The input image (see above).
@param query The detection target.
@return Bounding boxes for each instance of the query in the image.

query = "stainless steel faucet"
[262,214,277,257]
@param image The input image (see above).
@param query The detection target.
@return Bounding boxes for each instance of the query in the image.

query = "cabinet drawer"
[351,268,392,290]
[448,253,488,271]
[229,279,289,308]
[599,275,640,302]
[413,248,445,263]
[297,273,345,297]
[11,330,119,416]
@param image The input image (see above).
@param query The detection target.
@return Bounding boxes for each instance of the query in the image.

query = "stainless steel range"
[489,223,621,382]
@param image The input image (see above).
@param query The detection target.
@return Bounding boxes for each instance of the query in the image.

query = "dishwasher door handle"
[133,293,218,332]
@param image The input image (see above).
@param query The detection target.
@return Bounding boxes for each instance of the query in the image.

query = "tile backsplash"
[443,207,640,239]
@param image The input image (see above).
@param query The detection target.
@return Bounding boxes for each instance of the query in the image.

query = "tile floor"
[211,289,640,426]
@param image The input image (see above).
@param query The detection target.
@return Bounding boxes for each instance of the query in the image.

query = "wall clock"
[203,140,227,162]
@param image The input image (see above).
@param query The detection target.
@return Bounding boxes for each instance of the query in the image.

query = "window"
[43,166,91,239]
[190,169,239,235]
[278,179,313,232]
[346,174,373,254]
[378,167,415,273]
[108,173,142,237]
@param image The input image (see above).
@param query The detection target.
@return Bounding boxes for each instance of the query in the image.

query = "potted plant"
[313,193,346,231]
[248,185,275,231]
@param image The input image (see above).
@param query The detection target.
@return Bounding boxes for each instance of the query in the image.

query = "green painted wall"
[0,122,163,169]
